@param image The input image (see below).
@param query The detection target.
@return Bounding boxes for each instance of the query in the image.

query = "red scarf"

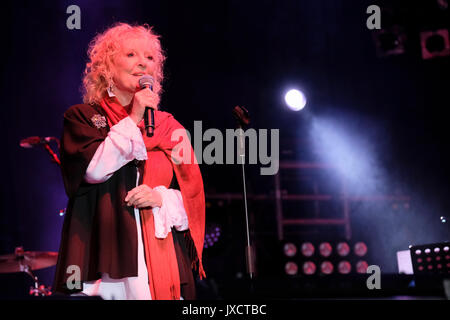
[99,96,206,300]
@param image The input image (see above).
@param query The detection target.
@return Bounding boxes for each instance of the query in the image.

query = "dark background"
[0,0,449,298]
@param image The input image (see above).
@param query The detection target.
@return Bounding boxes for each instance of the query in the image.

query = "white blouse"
[80,116,188,300]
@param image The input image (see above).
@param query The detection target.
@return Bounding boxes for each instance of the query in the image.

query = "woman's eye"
[127,53,134,57]
[147,56,153,60]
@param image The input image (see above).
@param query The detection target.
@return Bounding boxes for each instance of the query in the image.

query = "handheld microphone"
[138,75,155,137]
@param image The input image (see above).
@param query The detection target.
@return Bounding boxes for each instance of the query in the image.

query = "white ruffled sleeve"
[85,116,148,183]
[151,186,189,239]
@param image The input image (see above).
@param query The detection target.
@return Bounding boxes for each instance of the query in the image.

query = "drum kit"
[0,246,57,296]
[0,136,63,297]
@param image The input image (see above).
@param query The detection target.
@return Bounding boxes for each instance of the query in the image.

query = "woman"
[53,22,205,300]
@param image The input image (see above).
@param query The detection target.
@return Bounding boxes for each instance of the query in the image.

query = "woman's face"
[111,37,157,95]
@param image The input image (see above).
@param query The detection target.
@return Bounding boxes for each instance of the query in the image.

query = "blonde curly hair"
[82,22,166,105]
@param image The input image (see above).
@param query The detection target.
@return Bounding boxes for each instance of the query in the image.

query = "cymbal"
[0,250,58,274]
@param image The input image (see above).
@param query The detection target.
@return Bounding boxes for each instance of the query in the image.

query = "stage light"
[319,242,333,257]
[285,262,298,276]
[356,261,369,274]
[338,261,352,274]
[437,0,448,10]
[203,224,221,249]
[410,242,450,275]
[337,242,350,257]
[354,242,368,257]
[283,242,297,257]
[282,240,371,277]
[301,242,315,257]
[320,261,334,275]
[302,261,316,275]
[372,26,406,57]
[284,89,306,111]
[420,29,450,60]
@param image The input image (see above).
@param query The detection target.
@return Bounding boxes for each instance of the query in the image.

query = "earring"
[107,78,115,97]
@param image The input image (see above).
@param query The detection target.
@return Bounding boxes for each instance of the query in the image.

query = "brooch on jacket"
[91,114,107,129]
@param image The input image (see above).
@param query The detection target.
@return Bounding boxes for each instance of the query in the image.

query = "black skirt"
[172,228,196,300]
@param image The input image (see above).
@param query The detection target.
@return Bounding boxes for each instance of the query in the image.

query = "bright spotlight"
[284,89,306,111]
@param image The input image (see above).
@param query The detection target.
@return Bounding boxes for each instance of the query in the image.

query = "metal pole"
[238,128,255,279]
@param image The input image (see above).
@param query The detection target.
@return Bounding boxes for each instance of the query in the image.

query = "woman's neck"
[113,88,133,107]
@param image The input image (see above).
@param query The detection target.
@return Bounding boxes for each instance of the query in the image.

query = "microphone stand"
[20,138,64,217]
[232,106,256,288]
[43,143,61,166]
[41,141,65,218]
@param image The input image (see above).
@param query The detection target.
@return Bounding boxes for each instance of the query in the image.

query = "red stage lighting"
[337,242,350,257]
[356,260,369,274]
[319,242,332,257]
[302,261,316,275]
[420,29,450,60]
[410,242,450,275]
[338,261,352,274]
[354,242,368,257]
[283,243,297,257]
[285,262,298,276]
[301,242,315,257]
[372,26,407,58]
[320,261,334,275]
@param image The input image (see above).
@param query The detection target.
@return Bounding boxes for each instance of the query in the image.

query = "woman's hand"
[125,184,162,208]
[129,88,160,124]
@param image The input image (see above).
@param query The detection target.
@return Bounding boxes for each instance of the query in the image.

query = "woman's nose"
[137,56,147,70]
[138,61,146,70]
